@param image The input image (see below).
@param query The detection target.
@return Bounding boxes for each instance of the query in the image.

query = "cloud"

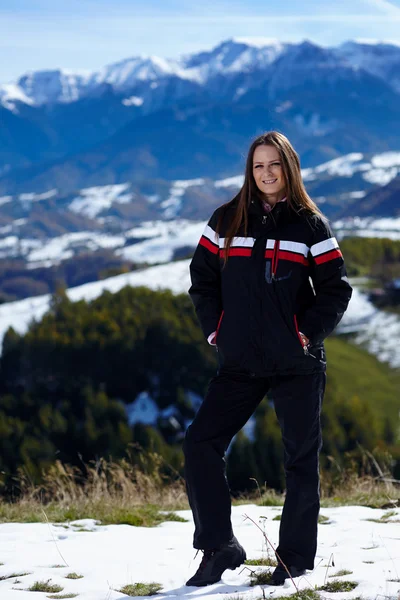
[363,0,400,14]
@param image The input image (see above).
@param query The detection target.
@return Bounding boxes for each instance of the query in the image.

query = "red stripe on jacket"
[314,248,343,265]
[200,236,219,254]
[219,248,252,257]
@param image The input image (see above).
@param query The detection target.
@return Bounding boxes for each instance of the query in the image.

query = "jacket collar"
[248,197,289,221]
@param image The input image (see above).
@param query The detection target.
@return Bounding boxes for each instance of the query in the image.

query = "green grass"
[47,595,78,599]
[249,570,274,586]
[245,557,277,567]
[329,569,353,577]
[118,582,163,596]
[317,580,358,592]
[272,513,330,524]
[0,572,31,580]
[0,502,186,527]
[318,514,330,524]
[65,573,83,580]
[324,337,400,440]
[27,579,64,593]
[238,489,284,507]
[366,510,400,523]
[50,565,66,569]
[263,592,320,600]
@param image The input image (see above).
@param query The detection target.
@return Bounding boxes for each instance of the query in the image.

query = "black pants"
[183,368,326,570]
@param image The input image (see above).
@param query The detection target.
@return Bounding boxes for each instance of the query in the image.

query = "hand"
[299,331,310,347]
[207,331,217,346]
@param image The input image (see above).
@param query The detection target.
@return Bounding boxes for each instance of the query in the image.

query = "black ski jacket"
[189,198,353,376]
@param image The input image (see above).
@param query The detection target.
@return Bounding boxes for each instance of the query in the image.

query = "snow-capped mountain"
[335,40,400,94]
[2,38,400,107]
[0,38,400,198]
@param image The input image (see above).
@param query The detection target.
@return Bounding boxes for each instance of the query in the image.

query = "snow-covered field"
[0,505,399,600]
[2,213,400,269]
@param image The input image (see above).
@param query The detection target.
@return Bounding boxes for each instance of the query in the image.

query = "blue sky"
[1,0,400,82]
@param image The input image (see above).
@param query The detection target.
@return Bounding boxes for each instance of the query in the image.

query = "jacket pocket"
[293,314,306,349]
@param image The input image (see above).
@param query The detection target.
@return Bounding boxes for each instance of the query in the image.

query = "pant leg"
[183,368,268,550]
[269,372,326,570]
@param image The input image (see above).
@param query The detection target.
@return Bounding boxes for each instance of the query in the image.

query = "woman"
[183,131,352,587]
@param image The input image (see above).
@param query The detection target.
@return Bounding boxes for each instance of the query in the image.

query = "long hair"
[216,131,323,264]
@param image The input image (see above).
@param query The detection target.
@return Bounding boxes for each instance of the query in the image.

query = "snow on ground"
[117,221,204,264]
[160,180,205,219]
[69,184,134,219]
[301,152,400,185]
[0,505,399,599]
[335,217,400,241]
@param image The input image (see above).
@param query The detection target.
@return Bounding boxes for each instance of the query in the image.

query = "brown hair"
[216,131,323,264]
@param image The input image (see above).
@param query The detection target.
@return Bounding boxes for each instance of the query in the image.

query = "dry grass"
[118,582,162,596]
[27,579,64,593]
[0,453,189,526]
[0,572,31,581]
[0,451,398,526]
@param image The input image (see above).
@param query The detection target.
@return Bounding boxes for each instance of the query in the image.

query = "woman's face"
[252,145,286,200]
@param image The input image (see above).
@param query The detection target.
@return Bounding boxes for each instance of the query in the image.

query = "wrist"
[299,331,310,346]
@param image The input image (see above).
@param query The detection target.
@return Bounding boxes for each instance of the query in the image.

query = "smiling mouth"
[263,179,277,184]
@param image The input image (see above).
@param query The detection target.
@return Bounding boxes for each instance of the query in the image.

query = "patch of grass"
[318,514,330,524]
[27,580,64,593]
[51,565,66,569]
[71,527,93,532]
[65,573,83,580]
[270,591,320,600]
[249,570,273,586]
[0,572,31,581]
[317,580,358,592]
[0,500,186,527]
[271,513,330,525]
[366,510,400,523]
[47,595,78,599]
[329,569,353,577]
[245,557,277,567]
[118,582,163,596]
[236,488,285,507]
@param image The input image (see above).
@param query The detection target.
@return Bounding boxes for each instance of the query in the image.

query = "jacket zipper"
[271,240,280,280]
[215,310,224,343]
[294,315,316,358]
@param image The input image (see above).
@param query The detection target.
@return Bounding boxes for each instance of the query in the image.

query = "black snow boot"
[185,536,246,586]
[270,563,306,585]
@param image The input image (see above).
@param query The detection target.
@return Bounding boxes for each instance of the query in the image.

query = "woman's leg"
[270,372,326,570]
[183,368,268,550]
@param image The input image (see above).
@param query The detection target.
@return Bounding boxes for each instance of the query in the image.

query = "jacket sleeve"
[298,216,353,346]
[188,210,222,341]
